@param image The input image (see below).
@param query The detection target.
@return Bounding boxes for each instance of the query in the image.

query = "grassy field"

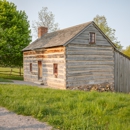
[0,67,23,80]
[0,84,130,130]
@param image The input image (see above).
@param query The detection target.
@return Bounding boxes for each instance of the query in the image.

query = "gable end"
[64,22,92,46]
[64,21,116,48]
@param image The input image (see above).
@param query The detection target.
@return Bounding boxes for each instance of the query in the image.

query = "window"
[89,32,95,44]
[53,63,58,78]
[30,63,32,72]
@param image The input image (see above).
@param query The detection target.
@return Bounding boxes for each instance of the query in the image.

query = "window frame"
[53,63,58,78]
[89,32,96,44]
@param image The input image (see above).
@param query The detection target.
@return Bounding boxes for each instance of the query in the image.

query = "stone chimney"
[38,27,48,38]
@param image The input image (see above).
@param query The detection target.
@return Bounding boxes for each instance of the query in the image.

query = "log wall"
[23,22,130,92]
[66,23,114,88]
[23,47,66,89]
[66,44,114,87]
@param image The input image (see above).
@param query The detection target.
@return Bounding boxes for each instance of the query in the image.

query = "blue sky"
[8,0,130,49]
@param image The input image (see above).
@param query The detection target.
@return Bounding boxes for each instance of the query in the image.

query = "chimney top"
[38,27,48,38]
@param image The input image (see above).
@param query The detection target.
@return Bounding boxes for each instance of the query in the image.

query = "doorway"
[38,61,42,79]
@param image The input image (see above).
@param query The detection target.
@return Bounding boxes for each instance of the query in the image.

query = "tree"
[93,15,123,51]
[122,46,130,57]
[32,7,59,37]
[0,0,31,75]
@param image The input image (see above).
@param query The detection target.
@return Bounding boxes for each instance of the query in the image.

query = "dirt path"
[0,107,53,130]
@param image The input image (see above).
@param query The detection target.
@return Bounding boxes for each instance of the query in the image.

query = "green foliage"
[93,15,123,51]
[0,0,31,67]
[0,84,130,130]
[122,45,130,57]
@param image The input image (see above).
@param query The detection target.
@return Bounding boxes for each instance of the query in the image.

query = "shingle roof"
[22,21,92,51]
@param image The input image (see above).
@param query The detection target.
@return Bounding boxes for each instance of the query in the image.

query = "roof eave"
[22,45,64,52]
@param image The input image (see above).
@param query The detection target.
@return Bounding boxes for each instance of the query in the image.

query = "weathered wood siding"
[23,52,38,82]
[114,51,130,93]
[23,47,66,89]
[70,23,111,46]
[66,24,114,88]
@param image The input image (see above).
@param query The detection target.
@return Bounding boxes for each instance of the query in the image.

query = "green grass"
[0,84,130,130]
[0,67,23,80]
[0,78,13,82]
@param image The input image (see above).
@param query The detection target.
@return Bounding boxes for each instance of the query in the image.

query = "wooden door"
[38,61,42,79]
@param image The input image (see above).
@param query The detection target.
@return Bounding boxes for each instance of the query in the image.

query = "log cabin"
[22,21,130,92]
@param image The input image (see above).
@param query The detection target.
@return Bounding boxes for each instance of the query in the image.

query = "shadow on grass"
[0,74,23,81]
[0,78,13,82]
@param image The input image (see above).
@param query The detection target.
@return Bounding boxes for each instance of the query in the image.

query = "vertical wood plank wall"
[114,51,130,93]
[23,47,66,89]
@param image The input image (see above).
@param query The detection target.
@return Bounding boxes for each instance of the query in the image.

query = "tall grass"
[0,84,130,130]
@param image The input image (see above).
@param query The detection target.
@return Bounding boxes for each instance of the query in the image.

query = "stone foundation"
[67,82,114,92]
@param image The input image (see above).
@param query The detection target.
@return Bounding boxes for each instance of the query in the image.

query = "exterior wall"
[66,24,114,88]
[23,47,66,89]
[70,23,111,46]
[114,51,130,93]
[23,22,130,92]
[23,52,38,82]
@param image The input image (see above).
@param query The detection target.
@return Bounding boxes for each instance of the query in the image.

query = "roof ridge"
[41,21,93,36]
[53,21,93,33]
[38,21,93,40]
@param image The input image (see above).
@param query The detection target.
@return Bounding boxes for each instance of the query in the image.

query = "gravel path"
[0,80,47,88]
[0,81,55,130]
[0,107,53,130]
[12,80,49,88]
